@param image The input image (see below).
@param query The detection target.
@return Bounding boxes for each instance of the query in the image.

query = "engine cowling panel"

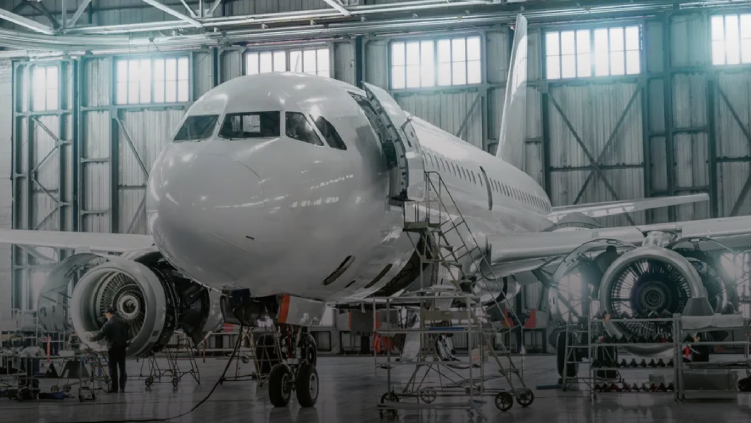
[39,251,217,359]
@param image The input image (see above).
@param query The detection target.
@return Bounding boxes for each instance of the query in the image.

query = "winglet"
[495,14,528,170]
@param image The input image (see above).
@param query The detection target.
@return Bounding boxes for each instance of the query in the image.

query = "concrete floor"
[2,355,751,423]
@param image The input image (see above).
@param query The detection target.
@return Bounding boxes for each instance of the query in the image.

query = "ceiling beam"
[0,8,55,35]
[322,0,351,16]
[67,0,93,28]
[209,0,223,16]
[178,0,198,18]
[141,0,202,28]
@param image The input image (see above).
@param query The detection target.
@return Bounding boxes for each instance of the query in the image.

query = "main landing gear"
[266,326,319,408]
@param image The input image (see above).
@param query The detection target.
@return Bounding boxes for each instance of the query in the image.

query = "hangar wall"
[1,2,751,320]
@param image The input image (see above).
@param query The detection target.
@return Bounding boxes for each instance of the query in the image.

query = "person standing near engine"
[90,306,130,393]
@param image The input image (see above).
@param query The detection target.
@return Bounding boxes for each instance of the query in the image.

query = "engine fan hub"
[115,289,143,321]
[636,281,671,312]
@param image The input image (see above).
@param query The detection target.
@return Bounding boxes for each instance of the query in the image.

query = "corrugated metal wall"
[547,83,645,227]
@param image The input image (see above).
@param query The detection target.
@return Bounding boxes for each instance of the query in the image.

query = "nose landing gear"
[267,326,320,408]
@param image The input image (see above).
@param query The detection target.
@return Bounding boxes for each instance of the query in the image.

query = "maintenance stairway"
[374,171,533,419]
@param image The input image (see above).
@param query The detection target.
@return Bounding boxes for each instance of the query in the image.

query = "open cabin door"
[362,83,425,203]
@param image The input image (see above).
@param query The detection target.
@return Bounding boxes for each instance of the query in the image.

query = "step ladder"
[402,170,529,393]
[560,322,593,391]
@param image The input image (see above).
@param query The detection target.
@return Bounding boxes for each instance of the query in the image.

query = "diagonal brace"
[573,87,641,205]
[548,93,636,225]
[0,8,55,34]
[322,0,351,16]
[717,86,751,216]
[455,93,482,139]
[141,0,202,28]
[114,116,150,179]
[67,0,93,28]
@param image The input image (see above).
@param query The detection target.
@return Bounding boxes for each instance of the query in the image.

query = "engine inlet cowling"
[598,246,706,355]
[68,252,214,358]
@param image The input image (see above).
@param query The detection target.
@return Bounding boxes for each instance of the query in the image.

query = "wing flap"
[0,229,154,253]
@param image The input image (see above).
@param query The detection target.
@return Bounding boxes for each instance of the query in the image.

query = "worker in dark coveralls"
[90,306,130,393]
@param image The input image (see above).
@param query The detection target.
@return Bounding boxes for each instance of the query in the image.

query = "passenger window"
[312,115,347,150]
[219,111,280,139]
[174,114,219,142]
[286,112,323,146]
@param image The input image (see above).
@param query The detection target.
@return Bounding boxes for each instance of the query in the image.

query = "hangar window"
[245,48,331,77]
[173,115,219,142]
[31,65,59,111]
[116,57,189,105]
[312,115,347,150]
[545,26,640,79]
[290,48,331,77]
[219,111,280,139]
[390,36,481,89]
[246,51,286,75]
[286,112,324,146]
[711,14,751,65]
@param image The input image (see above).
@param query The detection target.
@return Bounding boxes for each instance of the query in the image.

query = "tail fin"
[495,14,528,170]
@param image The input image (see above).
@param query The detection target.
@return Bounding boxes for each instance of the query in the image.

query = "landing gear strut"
[267,326,320,408]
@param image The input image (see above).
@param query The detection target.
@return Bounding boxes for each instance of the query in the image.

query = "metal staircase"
[402,170,530,395]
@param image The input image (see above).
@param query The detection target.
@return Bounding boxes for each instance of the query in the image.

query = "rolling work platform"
[374,171,533,420]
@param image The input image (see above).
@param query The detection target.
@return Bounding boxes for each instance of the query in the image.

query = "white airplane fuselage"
[146,73,553,303]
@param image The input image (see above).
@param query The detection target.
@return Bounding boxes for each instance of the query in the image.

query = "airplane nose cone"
[147,151,265,283]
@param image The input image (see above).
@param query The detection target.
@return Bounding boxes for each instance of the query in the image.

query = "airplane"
[9,14,751,408]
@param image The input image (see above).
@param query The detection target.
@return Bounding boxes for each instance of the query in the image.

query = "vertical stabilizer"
[495,14,528,170]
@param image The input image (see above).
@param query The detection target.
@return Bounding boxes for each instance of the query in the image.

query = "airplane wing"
[547,193,709,223]
[485,215,751,277]
[0,229,154,253]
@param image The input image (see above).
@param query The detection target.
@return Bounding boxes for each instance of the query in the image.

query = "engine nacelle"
[39,251,219,359]
[598,246,707,355]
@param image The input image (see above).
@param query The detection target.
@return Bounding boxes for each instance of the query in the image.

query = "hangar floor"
[2,356,751,423]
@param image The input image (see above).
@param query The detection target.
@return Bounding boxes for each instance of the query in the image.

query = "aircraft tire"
[268,364,292,407]
[295,363,319,408]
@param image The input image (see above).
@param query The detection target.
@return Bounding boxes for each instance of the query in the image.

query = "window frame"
[543,23,643,81]
[389,32,484,91]
[710,13,751,67]
[114,54,192,106]
[30,64,60,112]
[243,45,333,77]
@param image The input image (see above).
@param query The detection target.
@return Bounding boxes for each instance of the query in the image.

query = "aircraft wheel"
[268,364,292,407]
[295,363,319,407]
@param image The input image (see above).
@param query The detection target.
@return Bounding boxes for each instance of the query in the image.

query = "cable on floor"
[57,317,247,423]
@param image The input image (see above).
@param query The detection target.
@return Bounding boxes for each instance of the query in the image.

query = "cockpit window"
[219,111,280,139]
[286,112,323,146]
[312,116,347,150]
[173,115,219,142]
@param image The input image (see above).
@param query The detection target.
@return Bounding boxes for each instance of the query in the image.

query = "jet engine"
[548,231,740,366]
[38,249,221,359]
